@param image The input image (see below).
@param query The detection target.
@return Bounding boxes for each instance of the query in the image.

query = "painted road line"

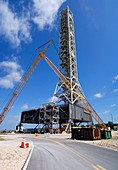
[23,142,34,170]
[43,138,100,170]
[92,165,100,170]
[45,138,65,146]
[96,164,106,170]
[39,137,107,170]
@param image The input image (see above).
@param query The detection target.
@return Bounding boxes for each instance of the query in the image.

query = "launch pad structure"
[20,6,93,133]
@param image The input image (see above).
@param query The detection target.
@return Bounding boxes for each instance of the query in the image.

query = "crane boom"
[43,55,106,129]
[0,39,53,124]
[0,39,106,129]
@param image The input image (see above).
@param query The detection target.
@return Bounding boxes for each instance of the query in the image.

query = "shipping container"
[71,127,101,140]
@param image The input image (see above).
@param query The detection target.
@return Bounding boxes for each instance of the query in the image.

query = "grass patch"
[0,137,5,141]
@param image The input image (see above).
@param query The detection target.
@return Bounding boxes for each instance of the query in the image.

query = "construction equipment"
[0,39,106,129]
[0,39,53,124]
[42,55,106,129]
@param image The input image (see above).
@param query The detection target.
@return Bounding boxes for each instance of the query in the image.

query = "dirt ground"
[85,130,118,151]
[0,134,32,170]
[0,131,118,170]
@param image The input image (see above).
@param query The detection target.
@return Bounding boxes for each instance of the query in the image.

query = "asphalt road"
[26,136,118,170]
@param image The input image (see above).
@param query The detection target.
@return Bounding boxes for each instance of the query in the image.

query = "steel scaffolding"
[52,6,92,128]
[39,103,60,133]
[53,6,84,105]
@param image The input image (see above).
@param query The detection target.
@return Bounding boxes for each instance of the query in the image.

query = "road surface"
[26,136,118,170]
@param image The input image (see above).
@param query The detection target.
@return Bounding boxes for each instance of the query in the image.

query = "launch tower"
[54,6,84,104]
[53,6,92,126]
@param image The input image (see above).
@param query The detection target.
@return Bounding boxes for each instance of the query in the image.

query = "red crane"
[0,39,106,129]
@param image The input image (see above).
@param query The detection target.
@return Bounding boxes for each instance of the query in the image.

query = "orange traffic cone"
[34,133,38,137]
[20,139,25,148]
[25,143,29,148]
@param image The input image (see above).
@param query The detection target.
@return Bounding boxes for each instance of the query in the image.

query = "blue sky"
[0,0,118,130]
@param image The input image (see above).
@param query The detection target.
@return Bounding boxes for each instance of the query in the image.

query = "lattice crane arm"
[0,39,53,124]
[43,55,106,129]
[0,39,106,129]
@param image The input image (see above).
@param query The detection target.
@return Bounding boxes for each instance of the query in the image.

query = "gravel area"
[87,130,118,151]
[0,134,32,170]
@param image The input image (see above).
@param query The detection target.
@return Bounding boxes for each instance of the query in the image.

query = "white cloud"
[0,0,66,47]
[103,110,110,114]
[112,74,118,83]
[0,0,31,48]
[114,75,118,80]
[94,93,103,98]
[48,96,59,103]
[32,106,37,109]
[112,89,118,93]
[0,115,21,130]
[32,0,66,30]
[21,104,29,110]
[110,104,116,108]
[0,60,23,89]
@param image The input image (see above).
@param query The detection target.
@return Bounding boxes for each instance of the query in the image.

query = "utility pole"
[111,114,113,123]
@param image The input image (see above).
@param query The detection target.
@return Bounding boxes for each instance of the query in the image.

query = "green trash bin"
[101,130,112,139]
[107,130,112,139]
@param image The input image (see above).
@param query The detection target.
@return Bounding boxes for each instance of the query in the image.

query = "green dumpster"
[101,130,112,139]
[107,130,112,139]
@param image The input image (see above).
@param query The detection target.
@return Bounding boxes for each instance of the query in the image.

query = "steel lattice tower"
[19,7,105,131]
[53,6,84,105]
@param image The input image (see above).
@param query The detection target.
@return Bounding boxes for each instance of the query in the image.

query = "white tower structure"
[54,6,84,105]
[20,7,106,131]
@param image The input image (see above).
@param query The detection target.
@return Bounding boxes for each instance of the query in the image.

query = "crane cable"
[52,41,60,56]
